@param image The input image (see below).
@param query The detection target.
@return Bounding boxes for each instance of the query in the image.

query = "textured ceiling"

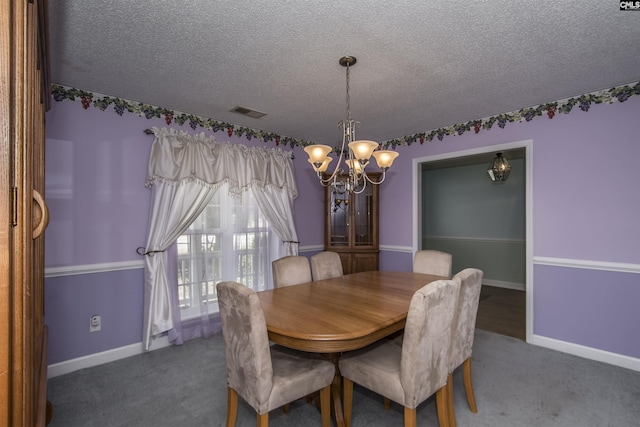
[48,1,640,145]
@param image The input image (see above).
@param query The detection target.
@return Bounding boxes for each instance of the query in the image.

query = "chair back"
[400,279,460,408]
[310,251,343,281]
[413,250,453,277]
[449,268,484,371]
[216,281,273,410]
[272,255,312,287]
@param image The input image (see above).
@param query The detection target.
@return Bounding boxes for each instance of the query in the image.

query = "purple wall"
[45,103,153,267]
[44,101,325,267]
[45,269,144,363]
[380,99,640,262]
[534,265,639,357]
[44,93,640,366]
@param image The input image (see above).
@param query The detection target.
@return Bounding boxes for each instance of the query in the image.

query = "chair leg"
[403,406,417,427]
[463,357,478,413]
[343,377,354,427]
[226,387,238,427]
[256,412,268,427]
[384,397,391,410]
[447,373,457,427]
[283,403,290,413]
[319,385,331,427]
[435,386,449,427]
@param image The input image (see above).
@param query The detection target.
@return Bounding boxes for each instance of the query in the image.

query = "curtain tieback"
[136,246,166,256]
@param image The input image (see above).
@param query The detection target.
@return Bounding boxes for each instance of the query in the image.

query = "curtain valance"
[145,127,297,197]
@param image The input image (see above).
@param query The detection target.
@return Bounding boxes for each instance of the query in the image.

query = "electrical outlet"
[90,315,101,332]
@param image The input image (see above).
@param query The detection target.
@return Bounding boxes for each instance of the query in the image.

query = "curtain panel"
[142,127,298,350]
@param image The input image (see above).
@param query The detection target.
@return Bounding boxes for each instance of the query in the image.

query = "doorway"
[476,285,526,340]
[411,140,533,342]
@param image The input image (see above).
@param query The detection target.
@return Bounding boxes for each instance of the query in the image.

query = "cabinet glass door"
[329,188,349,246]
[353,184,374,246]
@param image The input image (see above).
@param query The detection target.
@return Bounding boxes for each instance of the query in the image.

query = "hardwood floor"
[476,285,526,341]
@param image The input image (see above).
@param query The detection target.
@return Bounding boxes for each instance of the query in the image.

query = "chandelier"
[304,56,399,194]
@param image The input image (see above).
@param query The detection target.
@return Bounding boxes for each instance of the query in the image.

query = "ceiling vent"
[230,106,267,119]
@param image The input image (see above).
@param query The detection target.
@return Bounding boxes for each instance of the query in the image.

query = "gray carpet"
[47,330,640,426]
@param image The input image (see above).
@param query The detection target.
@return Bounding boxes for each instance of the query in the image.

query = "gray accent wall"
[422,158,526,285]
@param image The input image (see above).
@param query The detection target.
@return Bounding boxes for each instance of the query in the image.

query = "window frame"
[176,186,279,320]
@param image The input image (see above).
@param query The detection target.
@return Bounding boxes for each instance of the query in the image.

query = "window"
[176,184,279,319]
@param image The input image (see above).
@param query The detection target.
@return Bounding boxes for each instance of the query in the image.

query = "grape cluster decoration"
[51,81,640,150]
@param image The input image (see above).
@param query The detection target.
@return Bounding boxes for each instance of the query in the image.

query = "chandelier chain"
[345,62,351,122]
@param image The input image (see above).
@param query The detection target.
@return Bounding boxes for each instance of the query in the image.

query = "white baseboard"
[482,279,525,291]
[530,334,640,372]
[47,335,171,378]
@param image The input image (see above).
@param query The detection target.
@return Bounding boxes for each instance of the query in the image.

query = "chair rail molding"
[379,244,413,253]
[45,260,144,278]
[533,257,640,274]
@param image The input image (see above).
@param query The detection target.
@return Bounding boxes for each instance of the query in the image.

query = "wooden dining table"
[257,270,447,427]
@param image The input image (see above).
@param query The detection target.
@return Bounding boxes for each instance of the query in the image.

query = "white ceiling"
[48,1,640,146]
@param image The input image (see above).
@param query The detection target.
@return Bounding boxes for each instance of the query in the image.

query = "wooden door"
[1,0,50,425]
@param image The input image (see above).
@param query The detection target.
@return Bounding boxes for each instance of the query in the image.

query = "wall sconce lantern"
[487,152,511,183]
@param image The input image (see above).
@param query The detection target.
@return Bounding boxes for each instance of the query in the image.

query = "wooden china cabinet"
[1,0,51,425]
[324,173,379,274]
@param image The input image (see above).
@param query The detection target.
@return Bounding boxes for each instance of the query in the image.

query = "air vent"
[230,106,267,119]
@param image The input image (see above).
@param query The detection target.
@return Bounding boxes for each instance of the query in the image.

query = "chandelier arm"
[316,172,334,186]
[363,170,387,185]
[318,117,351,184]
[318,168,343,185]
[352,179,367,194]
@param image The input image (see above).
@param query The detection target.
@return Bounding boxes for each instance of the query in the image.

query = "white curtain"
[142,127,298,350]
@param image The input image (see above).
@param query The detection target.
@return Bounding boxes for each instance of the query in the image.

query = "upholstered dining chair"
[272,255,312,288]
[446,268,484,427]
[413,250,453,277]
[310,251,344,281]
[339,279,461,427]
[271,255,316,411]
[216,281,335,427]
[384,250,453,351]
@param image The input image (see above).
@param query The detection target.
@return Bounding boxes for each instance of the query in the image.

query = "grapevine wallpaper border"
[51,81,640,150]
